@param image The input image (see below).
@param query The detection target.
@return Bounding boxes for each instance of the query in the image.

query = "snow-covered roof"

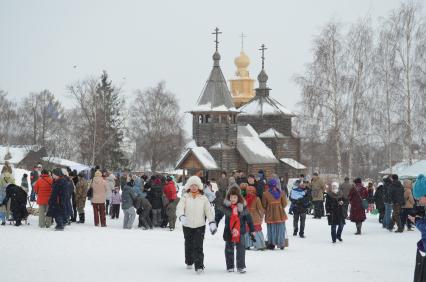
[237,125,278,164]
[191,51,238,113]
[0,145,41,165]
[176,147,219,170]
[238,95,295,117]
[209,141,231,150]
[397,160,426,178]
[280,158,307,170]
[42,157,90,172]
[259,128,285,138]
[379,160,418,175]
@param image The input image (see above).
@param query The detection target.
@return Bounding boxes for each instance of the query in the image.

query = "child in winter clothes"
[223,186,255,273]
[110,188,121,219]
[244,185,266,250]
[176,176,216,274]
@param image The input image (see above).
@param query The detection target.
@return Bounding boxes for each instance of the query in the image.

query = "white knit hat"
[185,176,203,191]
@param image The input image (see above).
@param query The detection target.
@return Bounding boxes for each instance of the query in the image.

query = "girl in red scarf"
[223,185,255,274]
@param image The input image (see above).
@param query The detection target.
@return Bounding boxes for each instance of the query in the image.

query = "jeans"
[0,211,5,223]
[293,210,306,235]
[225,236,246,270]
[383,203,393,229]
[123,207,136,229]
[331,224,344,242]
[183,226,206,271]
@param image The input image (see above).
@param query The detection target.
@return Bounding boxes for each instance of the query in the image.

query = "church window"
[198,115,203,124]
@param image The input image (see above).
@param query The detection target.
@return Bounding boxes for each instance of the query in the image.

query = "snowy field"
[1,204,418,282]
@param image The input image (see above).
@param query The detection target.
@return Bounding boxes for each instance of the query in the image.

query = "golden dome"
[234,51,250,69]
[234,51,250,78]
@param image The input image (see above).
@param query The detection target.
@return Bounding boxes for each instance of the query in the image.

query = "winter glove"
[250,233,257,242]
[209,222,217,235]
[179,215,187,226]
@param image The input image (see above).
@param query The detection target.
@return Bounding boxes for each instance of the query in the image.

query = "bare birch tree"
[130,82,185,172]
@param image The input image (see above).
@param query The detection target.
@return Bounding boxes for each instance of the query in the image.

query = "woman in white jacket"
[176,176,217,274]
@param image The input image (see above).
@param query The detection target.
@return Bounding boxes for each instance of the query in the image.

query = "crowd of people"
[1,161,426,277]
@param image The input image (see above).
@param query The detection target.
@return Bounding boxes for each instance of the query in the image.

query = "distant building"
[176,29,305,181]
[0,145,46,170]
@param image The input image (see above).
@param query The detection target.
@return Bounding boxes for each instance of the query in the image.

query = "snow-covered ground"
[0,204,418,282]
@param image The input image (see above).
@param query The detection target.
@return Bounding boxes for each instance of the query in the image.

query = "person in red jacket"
[348,177,368,235]
[163,176,178,231]
[33,170,53,228]
[163,177,177,202]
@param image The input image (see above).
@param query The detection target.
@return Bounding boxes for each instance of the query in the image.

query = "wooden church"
[176,28,305,181]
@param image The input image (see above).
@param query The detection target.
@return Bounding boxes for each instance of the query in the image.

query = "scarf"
[190,190,199,199]
[269,187,281,200]
[230,204,241,243]
[246,193,257,208]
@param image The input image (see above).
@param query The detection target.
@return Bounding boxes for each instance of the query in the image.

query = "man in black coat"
[1,184,28,226]
[47,169,68,231]
[389,174,405,232]
[383,177,393,229]
[374,183,385,223]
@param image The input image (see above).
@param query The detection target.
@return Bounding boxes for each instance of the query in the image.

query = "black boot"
[77,213,85,224]
[355,223,362,235]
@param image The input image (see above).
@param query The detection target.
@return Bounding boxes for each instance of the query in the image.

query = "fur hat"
[413,174,426,199]
[185,176,203,191]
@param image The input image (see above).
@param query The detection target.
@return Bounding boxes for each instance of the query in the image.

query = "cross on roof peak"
[259,44,267,69]
[240,32,246,51]
[212,27,222,52]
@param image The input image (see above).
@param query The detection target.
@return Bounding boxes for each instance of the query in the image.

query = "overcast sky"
[0,0,418,132]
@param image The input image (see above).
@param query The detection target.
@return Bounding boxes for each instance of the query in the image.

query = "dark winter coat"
[348,184,368,222]
[374,185,385,210]
[147,182,164,209]
[367,188,374,204]
[64,178,74,217]
[121,184,137,210]
[383,179,393,204]
[213,185,227,210]
[390,180,405,205]
[256,179,266,199]
[2,184,28,217]
[47,177,68,218]
[325,192,346,226]
[222,200,255,242]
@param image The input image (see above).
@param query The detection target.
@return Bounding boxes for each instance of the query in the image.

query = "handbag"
[355,187,368,210]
